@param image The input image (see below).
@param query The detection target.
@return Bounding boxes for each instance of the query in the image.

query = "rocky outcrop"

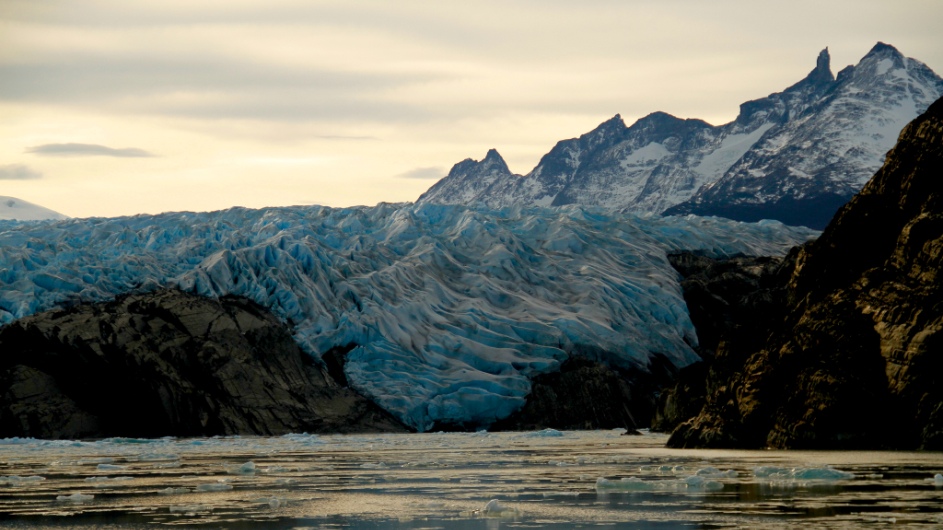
[0,289,407,439]
[651,252,795,432]
[490,355,675,432]
[667,96,943,449]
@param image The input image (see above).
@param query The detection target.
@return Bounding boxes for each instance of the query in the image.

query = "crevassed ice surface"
[0,203,818,430]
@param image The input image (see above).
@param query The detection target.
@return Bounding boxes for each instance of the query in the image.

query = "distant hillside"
[0,196,68,221]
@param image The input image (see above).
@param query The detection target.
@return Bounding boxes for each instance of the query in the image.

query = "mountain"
[0,203,816,432]
[418,43,943,229]
[0,196,69,221]
[665,95,943,449]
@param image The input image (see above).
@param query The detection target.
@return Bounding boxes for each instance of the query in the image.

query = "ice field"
[0,204,817,430]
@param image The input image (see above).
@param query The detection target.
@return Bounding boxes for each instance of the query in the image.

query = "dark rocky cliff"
[0,289,406,439]
[666,96,943,449]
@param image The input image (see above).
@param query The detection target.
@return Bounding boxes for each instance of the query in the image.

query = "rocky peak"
[481,148,510,171]
[578,114,627,150]
[783,46,835,94]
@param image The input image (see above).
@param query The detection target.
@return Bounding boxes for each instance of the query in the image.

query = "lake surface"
[1,430,942,528]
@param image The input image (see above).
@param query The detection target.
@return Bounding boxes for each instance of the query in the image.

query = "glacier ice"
[0,203,817,431]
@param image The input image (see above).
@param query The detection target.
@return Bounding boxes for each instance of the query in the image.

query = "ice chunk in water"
[56,493,94,502]
[753,466,854,481]
[224,461,256,475]
[476,499,521,518]
[197,483,233,492]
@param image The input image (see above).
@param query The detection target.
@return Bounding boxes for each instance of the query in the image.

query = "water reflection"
[1,430,942,528]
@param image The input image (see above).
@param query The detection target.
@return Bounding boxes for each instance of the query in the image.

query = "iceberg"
[0,204,817,431]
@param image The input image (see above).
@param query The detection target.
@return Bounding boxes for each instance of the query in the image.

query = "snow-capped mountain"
[0,204,816,431]
[419,43,943,229]
[0,196,68,221]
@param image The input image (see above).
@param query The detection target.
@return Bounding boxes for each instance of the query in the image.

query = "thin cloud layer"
[26,143,155,158]
[0,164,42,180]
[1,0,941,218]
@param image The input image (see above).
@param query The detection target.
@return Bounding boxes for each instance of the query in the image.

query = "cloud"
[26,143,155,157]
[396,167,445,180]
[0,164,42,179]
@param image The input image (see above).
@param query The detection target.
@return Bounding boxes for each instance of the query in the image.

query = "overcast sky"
[2,0,941,218]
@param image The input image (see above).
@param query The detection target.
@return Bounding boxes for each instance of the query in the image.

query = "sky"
[2,0,942,219]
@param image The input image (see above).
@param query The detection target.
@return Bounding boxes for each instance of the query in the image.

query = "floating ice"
[695,467,738,478]
[158,487,191,495]
[0,204,817,430]
[753,466,854,481]
[196,483,233,492]
[223,461,256,475]
[0,475,45,486]
[595,475,723,492]
[476,499,521,518]
[527,428,564,438]
[56,493,94,502]
[96,463,128,471]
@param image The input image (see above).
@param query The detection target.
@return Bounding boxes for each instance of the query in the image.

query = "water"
[1,430,942,528]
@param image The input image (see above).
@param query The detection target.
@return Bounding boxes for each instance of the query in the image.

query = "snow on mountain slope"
[0,204,817,431]
[420,44,943,230]
[0,196,68,221]
[671,43,943,226]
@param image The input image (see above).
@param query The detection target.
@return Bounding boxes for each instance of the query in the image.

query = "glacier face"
[0,204,817,431]
[418,44,943,230]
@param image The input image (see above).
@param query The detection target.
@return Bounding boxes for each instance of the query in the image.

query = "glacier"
[0,203,817,431]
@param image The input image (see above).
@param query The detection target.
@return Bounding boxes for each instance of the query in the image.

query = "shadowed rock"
[0,289,407,439]
[667,96,943,449]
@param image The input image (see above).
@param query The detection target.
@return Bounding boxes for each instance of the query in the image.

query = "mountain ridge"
[419,43,943,229]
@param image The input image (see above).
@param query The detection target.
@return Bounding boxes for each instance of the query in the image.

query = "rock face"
[667,96,943,449]
[0,289,406,439]
[419,43,943,229]
[491,355,676,432]
[651,252,795,433]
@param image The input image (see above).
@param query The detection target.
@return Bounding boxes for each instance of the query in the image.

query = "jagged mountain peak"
[579,114,627,143]
[419,43,942,229]
[866,41,902,58]
[783,46,835,93]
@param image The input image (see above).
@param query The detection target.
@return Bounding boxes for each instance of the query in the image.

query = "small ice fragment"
[791,467,854,481]
[595,477,652,491]
[933,473,943,485]
[158,487,191,495]
[254,497,286,509]
[477,499,520,518]
[169,504,209,513]
[78,458,114,465]
[0,475,46,485]
[56,493,94,502]
[695,467,737,478]
[683,475,724,490]
[196,483,233,492]
[223,461,256,475]
[97,463,127,471]
[528,428,563,437]
[753,466,853,481]
[137,453,179,461]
